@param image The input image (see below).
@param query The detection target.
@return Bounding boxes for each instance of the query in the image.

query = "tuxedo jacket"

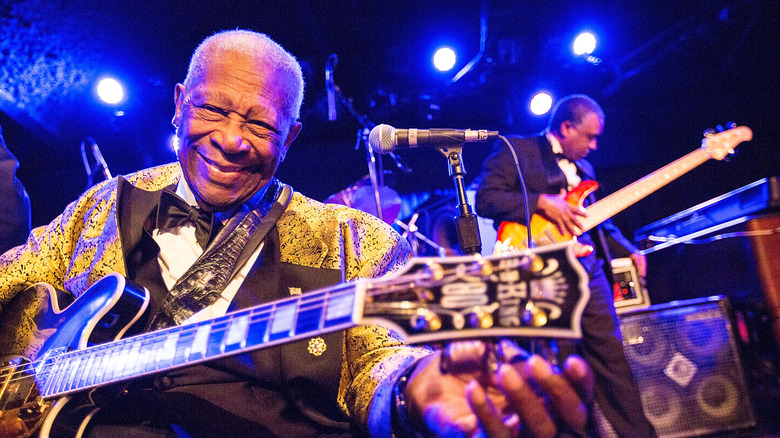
[0,162,429,437]
[474,134,637,259]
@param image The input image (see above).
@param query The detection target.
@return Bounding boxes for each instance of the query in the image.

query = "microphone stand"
[338,84,412,224]
[435,145,482,255]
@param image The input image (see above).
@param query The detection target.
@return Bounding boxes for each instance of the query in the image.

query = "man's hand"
[629,251,647,279]
[403,340,593,438]
[536,190,587,237]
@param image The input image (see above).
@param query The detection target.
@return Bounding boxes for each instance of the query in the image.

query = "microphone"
[368,124,498,154]
[326,54,337,121]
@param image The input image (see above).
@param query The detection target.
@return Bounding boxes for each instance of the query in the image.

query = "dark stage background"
[2,1,780,434]
[1,0,778,296]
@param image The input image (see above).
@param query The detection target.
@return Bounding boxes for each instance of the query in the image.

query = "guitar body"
[0,274,149,438]
[0,245,592,438]
[496,180,599,254]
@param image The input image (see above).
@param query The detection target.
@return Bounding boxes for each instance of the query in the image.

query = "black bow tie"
[156,190,214,248]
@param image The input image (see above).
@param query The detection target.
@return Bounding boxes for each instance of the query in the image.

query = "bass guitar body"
[496,180,598,256]
[0,274,149,438]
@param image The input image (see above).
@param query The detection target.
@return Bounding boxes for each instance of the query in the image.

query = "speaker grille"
[620,297,755,437]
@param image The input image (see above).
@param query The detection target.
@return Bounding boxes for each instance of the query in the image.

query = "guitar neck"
[581,147,713,232]
[37,284,364,399]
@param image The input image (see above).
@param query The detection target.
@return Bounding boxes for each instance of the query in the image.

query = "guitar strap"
[147,179,293,330]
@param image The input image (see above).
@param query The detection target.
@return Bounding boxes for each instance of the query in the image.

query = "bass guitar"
[0,242,588,438]
[495,125,753,254]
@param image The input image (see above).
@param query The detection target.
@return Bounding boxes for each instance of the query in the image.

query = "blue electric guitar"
[0,242,588,438]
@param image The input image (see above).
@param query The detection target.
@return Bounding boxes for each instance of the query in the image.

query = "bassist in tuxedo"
[475,94,656,437]
[0,31,594,438]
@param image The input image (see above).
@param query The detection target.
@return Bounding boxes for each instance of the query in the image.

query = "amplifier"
[620,296,755,437]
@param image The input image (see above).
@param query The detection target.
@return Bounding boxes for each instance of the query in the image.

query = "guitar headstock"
[360,241,590,344]
[701,123,753,160]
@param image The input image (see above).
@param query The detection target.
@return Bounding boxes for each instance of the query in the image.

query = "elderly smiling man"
[0,30,592,438]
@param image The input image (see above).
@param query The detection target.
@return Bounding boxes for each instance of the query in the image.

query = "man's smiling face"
[172,51,301,212]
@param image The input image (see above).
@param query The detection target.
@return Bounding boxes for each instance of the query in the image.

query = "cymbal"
[325,181,401,225]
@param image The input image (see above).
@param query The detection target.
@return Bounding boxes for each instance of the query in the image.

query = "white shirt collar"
[545,130,564,156]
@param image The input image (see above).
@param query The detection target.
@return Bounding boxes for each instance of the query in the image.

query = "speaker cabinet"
[620,296,755,437]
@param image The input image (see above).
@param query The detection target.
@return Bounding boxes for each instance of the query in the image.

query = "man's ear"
[279,121,302,162]
[559,120,576,138]
[172,83,186,128]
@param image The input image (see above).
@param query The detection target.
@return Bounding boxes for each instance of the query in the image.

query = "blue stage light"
[572,32,597,56]
[530,92,553,116]
[96,77,125,105]
[433,47,457,72]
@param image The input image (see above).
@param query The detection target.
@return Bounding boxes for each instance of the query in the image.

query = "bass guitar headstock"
[701,122,752,160]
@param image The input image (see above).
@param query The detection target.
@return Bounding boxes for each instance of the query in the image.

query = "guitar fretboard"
[581,147,712,232]
[35,284,363,398]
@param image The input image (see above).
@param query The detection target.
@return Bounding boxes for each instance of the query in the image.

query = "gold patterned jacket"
[0,162,431,437]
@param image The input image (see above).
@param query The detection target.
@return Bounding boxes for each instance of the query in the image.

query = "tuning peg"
[522,301,548,327]
[715,124,725,133]
[425,263,445,281]
[468,307,494,329]
[726,121,737,129]
[411,308,442,332]
[703,128,716,138]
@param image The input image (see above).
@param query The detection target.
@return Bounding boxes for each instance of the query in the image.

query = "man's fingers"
[497,364,557,438]
[466,380,516,438]
[562,355,594,406]
[525,356,589,432]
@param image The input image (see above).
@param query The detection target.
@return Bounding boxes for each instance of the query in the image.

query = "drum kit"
[323,163,450,257]
[322,55,486,257]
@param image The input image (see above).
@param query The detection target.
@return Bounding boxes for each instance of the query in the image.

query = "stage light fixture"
[433,47,457,72]
[529,92,553,116]
[572,32,597,56]
[96,77,125,105]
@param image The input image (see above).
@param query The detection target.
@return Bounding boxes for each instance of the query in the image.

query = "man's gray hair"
[184,29,305,123]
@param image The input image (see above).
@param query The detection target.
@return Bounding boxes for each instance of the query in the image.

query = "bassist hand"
[536,190,586,237]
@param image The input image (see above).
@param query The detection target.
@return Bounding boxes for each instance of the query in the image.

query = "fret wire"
[173,325,198,365]
[77,350,97,389]
[63,351,84,393]
[39,357,58,397]
[50,353,71,396]
[585,149,710,227]
[11,284,377,397]
[123,337,143,377]
[87,345,108,388]
[136,335,156,374]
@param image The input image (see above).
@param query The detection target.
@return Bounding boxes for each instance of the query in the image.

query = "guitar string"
[1,283,356,388]
[0,266,453,394]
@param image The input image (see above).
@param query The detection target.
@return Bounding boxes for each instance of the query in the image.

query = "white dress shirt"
[545,131,581,190]
[152,173,267,324]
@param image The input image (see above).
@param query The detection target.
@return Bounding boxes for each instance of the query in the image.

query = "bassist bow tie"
[156,190,214,248]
